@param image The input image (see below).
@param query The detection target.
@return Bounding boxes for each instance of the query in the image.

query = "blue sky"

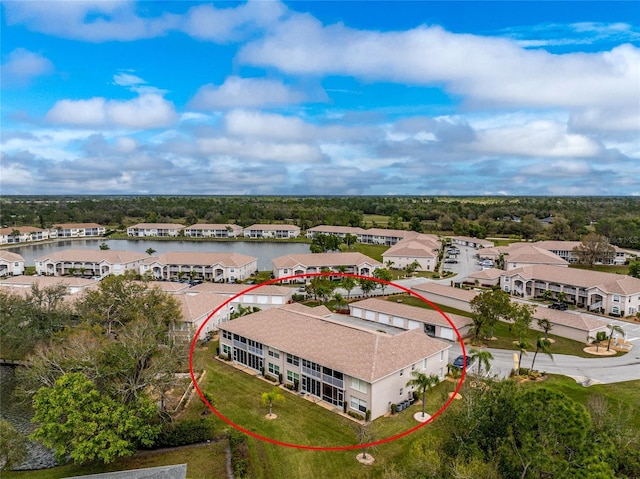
[1,1,639,196]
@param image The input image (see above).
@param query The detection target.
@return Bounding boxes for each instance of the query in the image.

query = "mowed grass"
[0,441,228,479]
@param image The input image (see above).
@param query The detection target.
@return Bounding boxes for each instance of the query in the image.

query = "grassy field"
[5,344,638,479]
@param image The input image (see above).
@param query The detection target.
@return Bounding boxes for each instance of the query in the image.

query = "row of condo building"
[1,266,626,420]
[2,242,639,319]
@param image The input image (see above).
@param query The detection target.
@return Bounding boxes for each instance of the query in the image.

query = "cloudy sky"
[1,1,639,196]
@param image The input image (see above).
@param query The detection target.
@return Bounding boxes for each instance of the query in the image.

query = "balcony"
[302,365,321,378]
[322,374,344,389]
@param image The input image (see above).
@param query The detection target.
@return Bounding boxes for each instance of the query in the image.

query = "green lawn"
[346,243,388,262]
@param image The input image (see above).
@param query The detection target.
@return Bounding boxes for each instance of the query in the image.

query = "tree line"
[2,196,639,248]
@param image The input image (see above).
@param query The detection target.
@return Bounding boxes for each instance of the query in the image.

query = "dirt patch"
[582,346,617,356]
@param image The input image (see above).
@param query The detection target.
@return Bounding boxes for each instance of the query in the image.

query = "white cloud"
[471,121,602,158]
[239,17,640,115]
[46,94,177,129]
[182,1,286,42]
[197,136,325,163]
[190,76,306,109]
[224,110,313,140]
[113,72,145,87]
[1,48,53,86]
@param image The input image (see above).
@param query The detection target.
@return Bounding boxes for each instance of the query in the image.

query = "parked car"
[452,355,474,369]
[549,302,568,311]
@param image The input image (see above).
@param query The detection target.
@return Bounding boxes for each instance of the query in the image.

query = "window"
[350,397,367,413]
[400,369,404,376]
[222,330,232,340]
[268,350,280,359]
[351,378,368,393]
[440,351,444,361]
[613,295,620,303]
[268,363,280,375]
[222,344,231,355]
[287,371,299,383]
[399,388,403,396]
[286,353,299,366]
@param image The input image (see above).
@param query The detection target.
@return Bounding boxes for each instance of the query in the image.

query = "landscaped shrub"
[365,409,371,422]
[391,403,397,414]
[264,374,278,383]
[348,411,365,421]
[152,417,216,448]
[229,430,250,478]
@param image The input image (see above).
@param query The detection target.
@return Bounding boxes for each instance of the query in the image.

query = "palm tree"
[261,387,285,417]
[530,337,553,371]
[470,349,493,376]
[145,247,156,256]
[606,324,625,351]
[513,339,532,376]
[589,331,607,352]
[340,276,356,300]
[536,318,553,341]
[406,371,440,419]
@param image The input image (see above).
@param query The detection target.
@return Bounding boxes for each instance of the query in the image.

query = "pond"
[7,239,311,271]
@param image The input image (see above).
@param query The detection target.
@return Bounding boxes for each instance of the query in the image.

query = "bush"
[391,403,397,414]
[229,430,250,478]
[152,418,216,448]
[365,409,371,422]
[264,374,278,383]
[348,411,365,421]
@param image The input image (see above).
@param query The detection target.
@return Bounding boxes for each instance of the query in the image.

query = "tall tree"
[530,337,553,371]
[470,349,494,376]
[31,372,159,465]
[373,268,393,295]
[358,278,377,298]
[406,371,440,419]
[606,324,625,352]
[340,276,357,299]
[573,233,615,267]
[536,318,553,341]
[469,289,512,344]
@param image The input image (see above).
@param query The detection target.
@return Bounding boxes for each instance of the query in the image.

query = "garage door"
[440,328,454,340]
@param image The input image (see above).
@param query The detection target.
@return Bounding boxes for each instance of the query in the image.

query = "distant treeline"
[2,196,640,248]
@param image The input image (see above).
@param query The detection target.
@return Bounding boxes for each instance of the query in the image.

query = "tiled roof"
[503,244,568,266]
[307,225,366,235]
[52,223,104,229]
[35,249,148,264]
[362,228,410,237]
[0,274,98,289]
[128,223,185,229]
[412,282,480,302]
[176,292,228,323]
[0,226,45,235]
[151,251,257,267]
[466,268,503,280]
[0,251,24,262]
[184,224,242,231]
[502,264,640,295]
[383,240,438,258]
[532,306,605,332]
[220,307,450,382]
[189,282,293,296]
[349,297,469,329]
[272,252,382,269]
[245,224,300,231]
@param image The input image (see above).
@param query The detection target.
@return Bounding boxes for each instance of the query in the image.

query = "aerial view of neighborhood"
[1,0,639,478]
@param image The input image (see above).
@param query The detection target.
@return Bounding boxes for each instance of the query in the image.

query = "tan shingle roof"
[0,275,98,289]
[412,282,480,302]
[383,240,438,258]
[152,251,257,267]
[129,223,185,229]
[176,292,228,323]
[532,306,605,332]
[0,226,45,235]
[0,251,25,262]
[35,249,148,264]
[466,268,504,280]
[272,252,382,269]
[189,282,292,296]
[184,224,242,231]
[220,307,449,382]
[245,224,300,231]
[307,225,366,235]
[350,297,469,329]
[52,223,104,229]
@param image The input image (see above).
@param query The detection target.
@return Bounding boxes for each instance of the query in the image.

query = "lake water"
[7,239,310,271]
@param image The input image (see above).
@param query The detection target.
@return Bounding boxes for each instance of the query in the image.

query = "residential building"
[497,243,569,270]
[0,274,99,295]
[140,252,258,282]
[358,228,413,246]
[35,249,148,277]
[174,292,231,341]
[243,224,300,239]
[183,224,243,238]
[305,225,366,240]
[348,297,471,340]
[127,223,185,237]
[272,252,382,282]
[531,240,631,266]
[188,282,294,310]
[531,306,607,343]
[450,236,494,249]
[0,251,25,276]
[51,223,106,238]
[463,268,503,288]
[0,226,50,245]
[500,264,640,317]
[382,234,441,272]
[218,304,450,420]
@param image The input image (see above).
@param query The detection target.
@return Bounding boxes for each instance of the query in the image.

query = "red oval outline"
[189,272,467,451]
